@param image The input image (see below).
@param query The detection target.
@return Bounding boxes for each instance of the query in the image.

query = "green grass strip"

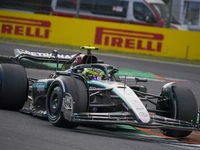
[117,68,156,79]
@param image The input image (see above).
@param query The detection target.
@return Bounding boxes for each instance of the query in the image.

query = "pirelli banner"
[0,10,200,60]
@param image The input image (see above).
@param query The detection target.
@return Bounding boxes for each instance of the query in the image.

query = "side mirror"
[109,69,118,75]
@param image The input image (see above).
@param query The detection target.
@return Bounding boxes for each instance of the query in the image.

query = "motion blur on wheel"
[0,46,199,138]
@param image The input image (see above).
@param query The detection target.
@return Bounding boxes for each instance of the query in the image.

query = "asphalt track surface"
[0,42,200,150]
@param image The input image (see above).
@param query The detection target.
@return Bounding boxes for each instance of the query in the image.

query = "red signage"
[95,27,164,52]
[0,15,51,39]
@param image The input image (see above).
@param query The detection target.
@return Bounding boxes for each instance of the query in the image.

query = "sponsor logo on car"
[37,84,45,93]
[139,112,148,117]
[15,49,76,59]
[95,27,164,52]
[0,15,51,39]
[32,83,47,93]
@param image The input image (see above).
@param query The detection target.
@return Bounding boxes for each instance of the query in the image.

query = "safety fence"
[0,0,51,14]
[1,0,200,31]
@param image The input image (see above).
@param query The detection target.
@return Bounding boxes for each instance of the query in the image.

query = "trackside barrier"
[0,10,200,60]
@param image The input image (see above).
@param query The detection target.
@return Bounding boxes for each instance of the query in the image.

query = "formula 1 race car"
[0,46,199,138]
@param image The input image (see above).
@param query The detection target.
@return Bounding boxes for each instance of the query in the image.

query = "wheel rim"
[52,96,58,110]
[49,86,62,117]
[156,95,175,118]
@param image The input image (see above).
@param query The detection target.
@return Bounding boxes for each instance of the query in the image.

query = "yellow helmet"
[83,68,102,81]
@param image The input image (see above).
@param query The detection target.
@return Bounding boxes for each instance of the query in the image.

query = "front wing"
[62,92,200,132]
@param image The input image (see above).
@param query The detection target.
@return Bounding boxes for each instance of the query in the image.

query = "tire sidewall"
[161,86,198,137]
[46,76,88,127]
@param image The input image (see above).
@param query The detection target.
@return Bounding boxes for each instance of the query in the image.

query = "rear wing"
[14,49,81,64]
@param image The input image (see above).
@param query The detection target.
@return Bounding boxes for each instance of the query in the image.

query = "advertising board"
[0,10,200,60]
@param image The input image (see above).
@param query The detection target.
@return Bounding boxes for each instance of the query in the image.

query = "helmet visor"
[91,76,101,81]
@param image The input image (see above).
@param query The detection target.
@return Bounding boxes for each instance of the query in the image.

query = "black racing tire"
[0,64,28,110]
[47,76,88,128]
[160,86,198,137]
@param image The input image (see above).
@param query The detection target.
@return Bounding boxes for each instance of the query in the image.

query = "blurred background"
[0,0,200,31]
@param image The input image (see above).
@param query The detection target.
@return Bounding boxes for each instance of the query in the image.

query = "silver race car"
[0,46,199,137]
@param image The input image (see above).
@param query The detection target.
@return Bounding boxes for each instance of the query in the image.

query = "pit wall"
[0,10,200,60]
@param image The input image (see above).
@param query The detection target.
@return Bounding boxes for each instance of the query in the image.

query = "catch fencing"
[0,0,52,14]
[1,0,200,31]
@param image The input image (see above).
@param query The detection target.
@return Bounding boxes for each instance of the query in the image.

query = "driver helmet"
[83,68,103,81]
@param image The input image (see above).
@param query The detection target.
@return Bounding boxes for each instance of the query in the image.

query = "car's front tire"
[157,85,198,137]
[46,76,88,128]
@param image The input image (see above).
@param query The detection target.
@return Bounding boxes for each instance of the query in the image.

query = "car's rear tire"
[47,76,88,128]
[158,86,198,137]
[0,64,28,110]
